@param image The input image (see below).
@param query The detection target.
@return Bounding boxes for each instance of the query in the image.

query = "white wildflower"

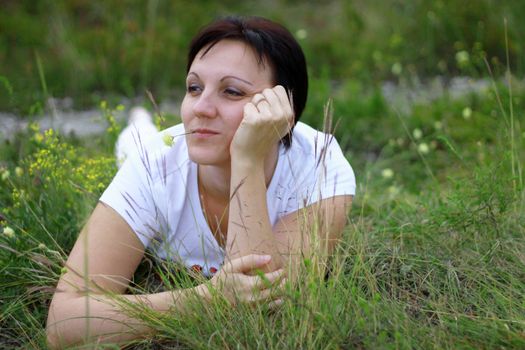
[295,29,308,40]
[1,170,10,181]
[15,167,23,177]
[455,50,470,66]
[387,185,400,197]
[418,143,430,154]
[412,128,423,140]
[391,62,402,76]
[3,226,15,238]
[381,168,394,179]
[462,107,472,119]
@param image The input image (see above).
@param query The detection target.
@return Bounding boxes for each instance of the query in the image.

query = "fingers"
[213,257,287,307]
[245,276,287,305]
[225,254,272,274]
[247,268,285,290]
[267,298,284,311]
[266,85,294,121]
[243,102,258,120]
[250,86,292,119]
[251,93,265,106]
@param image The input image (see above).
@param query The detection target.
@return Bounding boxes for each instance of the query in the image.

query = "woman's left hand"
[230,85,293,163]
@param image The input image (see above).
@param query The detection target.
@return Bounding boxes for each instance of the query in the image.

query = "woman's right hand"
[203,254,285,306]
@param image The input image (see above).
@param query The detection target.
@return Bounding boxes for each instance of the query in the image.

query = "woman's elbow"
[46,317,62,350]
[46,332,60,350]
[46,296,73,350]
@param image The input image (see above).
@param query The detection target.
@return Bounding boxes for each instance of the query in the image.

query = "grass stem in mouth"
[175,130,196,137]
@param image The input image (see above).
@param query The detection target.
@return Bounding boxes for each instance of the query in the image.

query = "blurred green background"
[1,0,525,113]
[1,2,525,348]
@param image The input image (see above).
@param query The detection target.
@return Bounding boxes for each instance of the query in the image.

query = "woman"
[46,16,355,348]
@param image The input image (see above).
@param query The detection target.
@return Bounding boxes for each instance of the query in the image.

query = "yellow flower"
[1,170,10,181]
[3,226,15,238]
[162,133,174,147]
[381,168,394,179]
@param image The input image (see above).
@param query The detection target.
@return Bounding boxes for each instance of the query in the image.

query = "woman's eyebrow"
[220,75,253,86]
[187,72,199,79]
[187,72,253,86]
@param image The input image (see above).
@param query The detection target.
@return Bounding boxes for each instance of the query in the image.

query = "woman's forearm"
[226,159,283,271]
[46,284,209,349]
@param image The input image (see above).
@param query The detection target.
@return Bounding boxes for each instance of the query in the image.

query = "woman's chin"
[187,149,229,166]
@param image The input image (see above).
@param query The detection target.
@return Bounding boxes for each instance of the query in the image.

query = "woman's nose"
[192,93,217,119]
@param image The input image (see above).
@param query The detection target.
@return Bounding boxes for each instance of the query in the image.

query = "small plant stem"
[504,19,518,194]
[393,107,437,184]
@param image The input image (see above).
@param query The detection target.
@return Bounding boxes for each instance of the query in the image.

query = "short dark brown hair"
[187,16,308,148]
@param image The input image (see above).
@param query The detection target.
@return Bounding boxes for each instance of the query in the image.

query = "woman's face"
[181,39,274,166]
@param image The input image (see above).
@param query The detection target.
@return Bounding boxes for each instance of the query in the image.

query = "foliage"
[2,0,525,113]
[0,120,116,348]
[1,82,524,348]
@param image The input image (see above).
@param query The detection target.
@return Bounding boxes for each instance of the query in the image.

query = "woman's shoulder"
[288,122,342,157]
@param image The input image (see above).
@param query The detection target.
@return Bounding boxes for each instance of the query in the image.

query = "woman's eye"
[187,84,202,94]
[224,88,244,97]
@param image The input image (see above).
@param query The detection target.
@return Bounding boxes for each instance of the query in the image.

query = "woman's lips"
[191,128,219,138]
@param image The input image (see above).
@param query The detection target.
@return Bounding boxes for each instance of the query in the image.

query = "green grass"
[1,2,525,348]
[1,78,524,348]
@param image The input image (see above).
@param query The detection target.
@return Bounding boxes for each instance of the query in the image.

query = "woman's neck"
[198,144,280,202]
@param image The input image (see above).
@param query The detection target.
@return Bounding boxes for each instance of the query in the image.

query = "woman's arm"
[46,203,283,349]
[46,203,203,348]
[226,86,291,270]
[226,85,353,272]
[273,195,353,273]
[227,156,284,271]
[227,163,352,274]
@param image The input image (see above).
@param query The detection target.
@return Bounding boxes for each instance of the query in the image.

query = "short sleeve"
[99,152,163,249]
[303,135,355,206]
[278,126,356,214]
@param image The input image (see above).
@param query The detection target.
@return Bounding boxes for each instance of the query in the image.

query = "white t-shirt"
[100,122,356,276]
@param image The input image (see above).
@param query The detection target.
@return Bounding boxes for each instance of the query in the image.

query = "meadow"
[1,1,524,349]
